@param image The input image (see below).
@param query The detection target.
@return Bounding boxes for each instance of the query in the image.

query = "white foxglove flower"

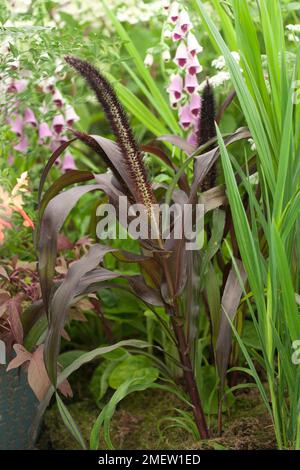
[162,49,171,62]
[144,53,154,67]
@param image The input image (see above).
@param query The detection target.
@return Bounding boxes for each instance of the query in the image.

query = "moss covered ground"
[38,374,276,450]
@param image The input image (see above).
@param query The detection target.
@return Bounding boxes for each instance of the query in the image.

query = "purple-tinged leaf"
[44,244,117,385]
[38,139,76,206]
[156,135,195,155]
[38,179,114,316]
[216,259,247,388]
[127,275,164,306]
[189,127,250,203]
[39,170,94,216]
[7,298,23,344]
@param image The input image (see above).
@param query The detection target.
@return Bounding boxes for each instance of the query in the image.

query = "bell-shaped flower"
[50,140,62,153]
[144,53,154,67]
[24,108,37,127]
[174,42,188,69]
[169,2,179,23]
[10,60,20,70]
[179,104,193,129]
[53,114,65,134]
[65,105,79,126]
[7,79,27,93]
[178,10,192,34]
[172,23,183,41]
[14,135,28,153]
[185,73,198,94]
[187,32,203,57]
[162,49,171,62]
[38,122,52,142]
[40,77,56,93]
[187,54,202,75]
[167,74,183,101]
[169,93,179,109]
[189,94,201,117]
[162,0,170,11]
[164,28,172,39]
[62,153,77,172]
[10,115,23,136]
[52,89,64,108]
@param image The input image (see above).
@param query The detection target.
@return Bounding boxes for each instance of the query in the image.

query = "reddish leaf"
[6,344,32,371]
[28,345,51,401]
[44,244,117,385]
[7,298,23,344]
[57,234,74,252]
[0,266,9,281]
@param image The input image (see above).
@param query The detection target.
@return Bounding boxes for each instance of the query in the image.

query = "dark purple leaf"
[38,139,76,206]
[44,244,117,385]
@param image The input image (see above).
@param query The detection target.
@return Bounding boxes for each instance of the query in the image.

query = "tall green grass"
[194,0,300,449]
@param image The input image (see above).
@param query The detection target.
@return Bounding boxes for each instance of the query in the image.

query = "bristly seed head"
[65,56,155,212]
[198,79,217,191]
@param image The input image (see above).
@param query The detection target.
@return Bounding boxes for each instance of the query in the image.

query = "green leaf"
[56,393,87,450]
[108,355,159,389]
[90,372,158,449]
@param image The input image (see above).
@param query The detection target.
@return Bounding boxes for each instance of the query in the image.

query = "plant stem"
[159,252,209,439]
[170,314,209,440]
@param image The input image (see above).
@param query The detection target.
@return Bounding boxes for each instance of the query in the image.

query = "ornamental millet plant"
[66,56,209,438]
[37,53,248,444]
[36,55,211,440]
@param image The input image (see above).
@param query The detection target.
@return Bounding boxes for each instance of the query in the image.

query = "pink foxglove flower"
[187,54,202,75]
[167,75,183,101]
[50,136,67,153]
[174,42,188,68]
[187,32,203,57]
[24,108,37,127]
[52,89,64,107]
[50,140,62,153]
[178,10,192,34]
[9,115,23,136]
[65,105,79,126]
[53,114,65,134]
[38,122,52,141]
[169,93,179,109]
[14,135,28,153]
[7,79,27,93]
[189,94,201,117]
[40,77,56,93]
[62,153,77,172]
[169,2,179,23]
[185,74,198,94]
[172,23,183,42]
[10,60,20,70]
[179,104,193,129]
